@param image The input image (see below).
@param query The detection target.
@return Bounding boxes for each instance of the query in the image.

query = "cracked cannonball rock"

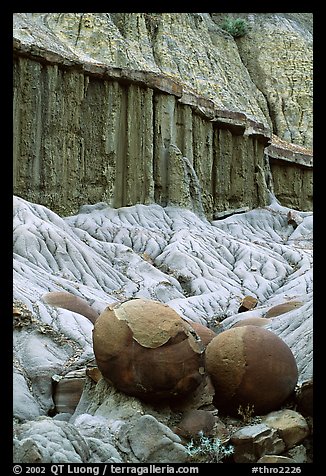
[93,298,206,401]
[205,326,298,415]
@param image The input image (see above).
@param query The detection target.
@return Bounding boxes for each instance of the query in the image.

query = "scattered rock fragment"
[238,295,258,313]
[86,367,102,384]
[52,369,86,414]
[174,409,218,440]
[257,455,296,463]
[285,444,307,463]
[287,210,303,229]
[262,409,310,449]
[231,423,285,463]
[295,379,313,417]
[13,302,36,328]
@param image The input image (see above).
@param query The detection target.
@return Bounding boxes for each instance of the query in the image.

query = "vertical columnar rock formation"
[265,135,313,211]
[13,13,313,216]
[12,13,313,463]
[13,54,272,216]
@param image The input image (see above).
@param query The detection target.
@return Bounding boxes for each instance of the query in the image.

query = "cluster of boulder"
[17,294,311,464]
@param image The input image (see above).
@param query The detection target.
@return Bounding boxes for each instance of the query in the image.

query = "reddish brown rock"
[295,380,313,417]
[43,291,99,324]
[93,298,205,401]
[205,326,298,415]
[86,367,102,383]
[188,322,216,346]
[52,371,85,414]
[170,373,215,412]
[231,317,270,328]
[265,301,303,318]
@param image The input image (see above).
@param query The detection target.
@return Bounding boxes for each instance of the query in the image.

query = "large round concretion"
[93,298,205,400]
[205,326,298,415]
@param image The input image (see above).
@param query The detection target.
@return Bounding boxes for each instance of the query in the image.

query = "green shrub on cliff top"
[221,17,249,38]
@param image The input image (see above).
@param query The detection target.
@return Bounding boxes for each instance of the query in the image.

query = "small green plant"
[185,432,234,463]
[221,17,249,38]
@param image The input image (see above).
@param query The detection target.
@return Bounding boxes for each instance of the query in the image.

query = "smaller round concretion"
[231,317,270,328]
[205,325,298,415]
[188,322,216,346]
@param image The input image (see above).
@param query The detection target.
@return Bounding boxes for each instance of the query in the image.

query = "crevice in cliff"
[75,13,86,47]
[143,13,161,40]
[146,15,164,76]
[263,91,277,137]
[113,88,128,208]
[180,155,206,219]
[281,95,294,143]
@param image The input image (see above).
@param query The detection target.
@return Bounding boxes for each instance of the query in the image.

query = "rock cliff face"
[12,14,313,463]
[13,13,312,216]
[212,13,313,148]
[13,196,313,462]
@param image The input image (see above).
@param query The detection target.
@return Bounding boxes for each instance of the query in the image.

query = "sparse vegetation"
[237,403,262,425]
[185,431,234,463]
[221,17,249,38]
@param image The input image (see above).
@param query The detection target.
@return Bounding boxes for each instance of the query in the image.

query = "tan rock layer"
[12,39,269,136]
